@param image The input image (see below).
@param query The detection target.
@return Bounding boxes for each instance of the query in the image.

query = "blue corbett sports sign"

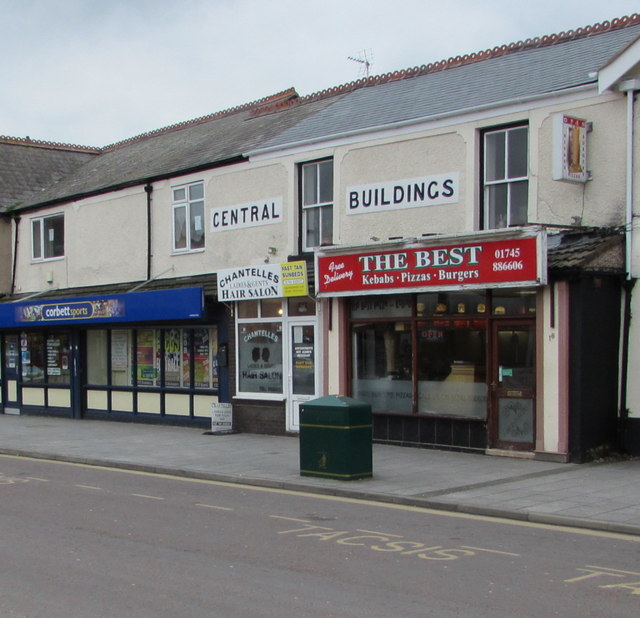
[19,299,124,322]
[0,287,204,327]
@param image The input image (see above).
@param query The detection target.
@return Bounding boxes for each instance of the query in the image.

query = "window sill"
[31,256,65,264]
[233,393,285,402]
[171,248,205,256]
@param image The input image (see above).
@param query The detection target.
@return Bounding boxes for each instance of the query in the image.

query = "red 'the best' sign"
[317,236,543,296]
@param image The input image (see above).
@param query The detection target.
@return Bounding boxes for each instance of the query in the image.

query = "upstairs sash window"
[172,181,205,252]
[483,126,528,229]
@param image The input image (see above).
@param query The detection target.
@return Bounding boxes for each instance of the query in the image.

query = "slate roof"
[0,137,98,212]
[1,272,219,303]
[252,17,640,153]
[12,90,341,211]
[548,232,625,273]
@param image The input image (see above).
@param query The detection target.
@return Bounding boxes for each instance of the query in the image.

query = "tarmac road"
[1,455,639,617]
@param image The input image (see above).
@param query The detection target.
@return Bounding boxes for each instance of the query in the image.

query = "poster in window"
[136,329,156,385]
[292,326,314,395]
[193,328,211,388]
[164,328,182,387]
[182,330,191,387]
[238,323,283,393]
[210,328,219,389]
[111,330,129,371]
[46,335,62,375]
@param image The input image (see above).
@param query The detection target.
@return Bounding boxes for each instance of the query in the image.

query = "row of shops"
[2,14,639,461]
[0,226,625,461]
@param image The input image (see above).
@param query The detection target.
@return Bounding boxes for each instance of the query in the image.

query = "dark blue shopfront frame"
[0,287,204,328]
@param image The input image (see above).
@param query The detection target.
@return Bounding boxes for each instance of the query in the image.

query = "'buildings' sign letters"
[347,173,459,215]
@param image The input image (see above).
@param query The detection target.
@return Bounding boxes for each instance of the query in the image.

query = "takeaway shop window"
[86,328,218,390]
[491,289,537,315]
[352,322,413,413]
[20,331,70,384]
[350,293,488,419]
[32,213,64,260]
[237,299,284,395]
[416,291,486,316]
[416,321,487,419]
[172,181,205,252]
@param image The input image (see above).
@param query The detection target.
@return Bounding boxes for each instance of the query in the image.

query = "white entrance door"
[287,321,317,432]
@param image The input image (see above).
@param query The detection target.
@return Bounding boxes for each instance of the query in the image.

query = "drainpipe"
[144,183,153,281]
[10,216,20,296]
[618,80,640,450]
[619,80,640,280]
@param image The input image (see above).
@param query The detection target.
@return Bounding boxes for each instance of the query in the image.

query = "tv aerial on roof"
[348,49,373,78]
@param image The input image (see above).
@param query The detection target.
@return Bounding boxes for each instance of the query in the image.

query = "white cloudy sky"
[1,0,638,146]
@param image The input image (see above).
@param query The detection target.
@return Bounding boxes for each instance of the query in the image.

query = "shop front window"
[20,331,70,384]
[236,299,283,395]
[87,330,108,385]
[46,333,71,384]
[85,327,217,390]
[111,329,133,386]
[238,321,283,394]
[350,292,495,419]
[193,327,218,390]
[417,321,486,418]
[21,332,45,383]
[352,322,412,413]
[491,289,537,316]
[136,329,160,387]
[163,328,184,387]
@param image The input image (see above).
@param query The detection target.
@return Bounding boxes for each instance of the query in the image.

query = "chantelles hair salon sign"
[316,231,546,296]
[217,261,308,301]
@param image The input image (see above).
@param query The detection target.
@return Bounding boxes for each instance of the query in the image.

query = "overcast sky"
[1,0,638,147]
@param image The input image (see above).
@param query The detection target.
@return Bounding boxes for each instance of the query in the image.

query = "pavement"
[1,414,639,536]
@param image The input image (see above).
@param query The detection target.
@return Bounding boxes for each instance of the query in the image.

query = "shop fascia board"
[314,226,548,296]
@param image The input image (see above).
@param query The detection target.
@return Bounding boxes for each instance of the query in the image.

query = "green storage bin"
[299,395,372,480]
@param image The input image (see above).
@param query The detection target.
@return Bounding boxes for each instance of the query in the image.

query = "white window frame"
[31,213,64,261]
[172,181,205,253]
[301,159,333,252]
[482,125,529,230]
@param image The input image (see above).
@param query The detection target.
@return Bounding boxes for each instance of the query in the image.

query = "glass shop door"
[489,321,536,451]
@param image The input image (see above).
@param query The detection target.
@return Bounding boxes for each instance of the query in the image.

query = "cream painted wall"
[150,162,291,278]
[535,94,628,228]
[325,298,342,395]
[12,161,293,294]
[540,285,563,454]
[337,132,467,244]
[14,187,148,294]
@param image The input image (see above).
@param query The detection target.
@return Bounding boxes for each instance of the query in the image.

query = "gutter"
[617,79,640,450]
[618,79,640,279]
